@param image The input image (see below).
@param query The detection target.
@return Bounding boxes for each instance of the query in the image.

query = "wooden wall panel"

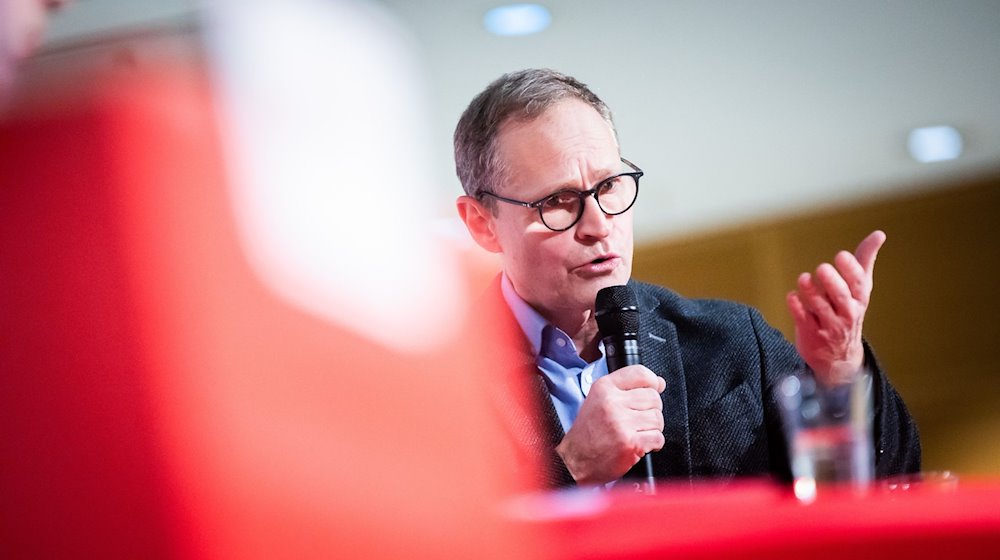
[633,174,1000,475]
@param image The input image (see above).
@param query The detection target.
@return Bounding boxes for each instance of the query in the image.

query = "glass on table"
[776,369,874,503]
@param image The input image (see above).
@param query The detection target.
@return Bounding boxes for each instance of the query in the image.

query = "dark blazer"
[487,277,922,488]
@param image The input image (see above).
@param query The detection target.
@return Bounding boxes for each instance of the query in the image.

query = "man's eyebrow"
[545,168,620,193]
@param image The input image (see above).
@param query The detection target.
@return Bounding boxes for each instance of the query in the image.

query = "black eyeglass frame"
[478,158,643,232]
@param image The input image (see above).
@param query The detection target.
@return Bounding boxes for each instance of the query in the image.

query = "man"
[0,0,71,98]
[455,68,920,488]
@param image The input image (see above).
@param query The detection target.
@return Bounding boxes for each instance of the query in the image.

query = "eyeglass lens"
[539,174,638,231]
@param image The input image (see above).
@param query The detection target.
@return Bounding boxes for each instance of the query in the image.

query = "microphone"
[595,285,656,494]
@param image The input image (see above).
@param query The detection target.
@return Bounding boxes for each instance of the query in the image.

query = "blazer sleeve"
[747,307,801,482]
[862,341,922,476]
[747,307,921,479]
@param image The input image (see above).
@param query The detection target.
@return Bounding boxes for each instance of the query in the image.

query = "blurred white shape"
[907,125,963,163]
[483,4,551,36]
[793,477,817,504]
[502,489,610,522]
[202,0,465,352]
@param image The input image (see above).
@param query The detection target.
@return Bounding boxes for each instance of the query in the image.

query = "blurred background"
[35,0,1000,473]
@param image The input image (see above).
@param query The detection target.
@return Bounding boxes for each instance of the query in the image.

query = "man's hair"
[453,68,616,206]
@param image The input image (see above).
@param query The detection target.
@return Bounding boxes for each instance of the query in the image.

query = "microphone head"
[595,285,639,335]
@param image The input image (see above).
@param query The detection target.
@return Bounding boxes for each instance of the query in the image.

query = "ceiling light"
[483,4,551,36]
[907,125,963,163]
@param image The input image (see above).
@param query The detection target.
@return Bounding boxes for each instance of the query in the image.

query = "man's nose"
[574,195,611,239]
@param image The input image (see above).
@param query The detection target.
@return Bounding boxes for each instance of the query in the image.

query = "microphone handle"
[605,337,640,371]
[603,335,656,494]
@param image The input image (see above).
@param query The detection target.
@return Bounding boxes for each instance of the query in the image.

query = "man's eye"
[598,177,621,194]
[542,192,579,208]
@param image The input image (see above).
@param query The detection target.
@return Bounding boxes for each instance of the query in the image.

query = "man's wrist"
[814,344,866,387]
[555,438,583,483]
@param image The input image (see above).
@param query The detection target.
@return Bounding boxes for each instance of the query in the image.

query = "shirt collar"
[500,272,548,357]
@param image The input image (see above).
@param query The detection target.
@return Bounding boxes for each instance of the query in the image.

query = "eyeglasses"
[479,158,642,232]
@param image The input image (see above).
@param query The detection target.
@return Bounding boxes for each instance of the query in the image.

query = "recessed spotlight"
[907,125,963,163]
[483,4,551,36]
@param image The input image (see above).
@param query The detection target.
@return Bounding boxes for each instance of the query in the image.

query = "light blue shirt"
[500,274,610,434]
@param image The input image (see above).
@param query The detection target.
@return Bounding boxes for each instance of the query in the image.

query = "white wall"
[45,0,1000,242]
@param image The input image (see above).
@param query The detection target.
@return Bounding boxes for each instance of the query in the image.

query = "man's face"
[491,98,634,318]
[0,0,70,96]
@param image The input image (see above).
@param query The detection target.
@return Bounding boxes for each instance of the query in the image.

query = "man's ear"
[456,195,502,253]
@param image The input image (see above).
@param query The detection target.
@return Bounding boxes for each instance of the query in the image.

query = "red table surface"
[510,478,1000,560]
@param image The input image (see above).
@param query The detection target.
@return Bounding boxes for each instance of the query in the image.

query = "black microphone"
[595,285,656,494]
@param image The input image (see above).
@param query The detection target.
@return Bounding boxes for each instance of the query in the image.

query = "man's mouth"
[574,254,620,276]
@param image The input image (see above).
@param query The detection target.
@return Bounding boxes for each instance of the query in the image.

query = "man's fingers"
[854,230,886,276]
[633,408,664,432]
[787,291,819,330]
[637,429,666,453]
[833,250,869,302]
[797,271,837,325]
[814,262,854,317]
[612,365,665,393]
[625,387,664,411]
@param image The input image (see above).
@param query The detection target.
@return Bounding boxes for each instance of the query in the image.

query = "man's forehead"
[495,100,620,191]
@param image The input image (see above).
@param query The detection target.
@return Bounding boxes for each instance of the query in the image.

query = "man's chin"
[580,274,631,307]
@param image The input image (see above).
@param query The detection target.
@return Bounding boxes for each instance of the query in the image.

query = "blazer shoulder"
[628,279,753,327]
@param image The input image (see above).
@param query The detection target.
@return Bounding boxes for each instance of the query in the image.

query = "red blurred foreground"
[515,478,1000,560]
[2,27,998,560]
[0,33,537,559]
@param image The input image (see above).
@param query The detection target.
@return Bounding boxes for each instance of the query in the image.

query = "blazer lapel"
[481,277,570,486]
[635,287,693,478]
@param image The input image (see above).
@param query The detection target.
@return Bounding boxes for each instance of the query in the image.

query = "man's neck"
[546,308,602,362]
[499,274,604,362]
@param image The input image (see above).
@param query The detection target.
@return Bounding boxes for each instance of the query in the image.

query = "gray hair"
[453,68,617,206]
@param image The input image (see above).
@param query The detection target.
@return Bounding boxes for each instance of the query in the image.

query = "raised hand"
[786,230,886,386]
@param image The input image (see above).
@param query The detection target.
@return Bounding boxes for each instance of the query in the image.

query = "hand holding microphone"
[554,286,664,488]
